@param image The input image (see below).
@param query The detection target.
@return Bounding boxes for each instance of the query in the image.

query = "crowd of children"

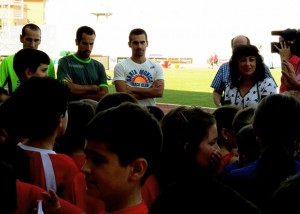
[2,24,300,214]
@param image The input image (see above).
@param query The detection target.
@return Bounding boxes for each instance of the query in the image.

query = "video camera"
[271,28,300,57]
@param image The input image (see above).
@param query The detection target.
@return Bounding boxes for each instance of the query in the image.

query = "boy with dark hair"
[81,102,163,213]
[0,23,55,102]
[56,100,95,170]
[13,48,50,83]
[0,48,51,145]
[1,77,79,202]
[0,48,51,105]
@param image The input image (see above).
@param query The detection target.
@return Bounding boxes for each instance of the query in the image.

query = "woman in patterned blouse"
[223,44,278,108]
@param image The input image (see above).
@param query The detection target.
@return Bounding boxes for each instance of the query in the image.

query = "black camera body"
[271,41,292,53]
[271,28,300,57]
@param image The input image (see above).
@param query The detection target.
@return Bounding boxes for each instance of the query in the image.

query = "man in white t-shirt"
[113,28,164,106]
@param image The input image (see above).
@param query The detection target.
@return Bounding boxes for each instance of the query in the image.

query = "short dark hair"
[232,107,256,134]
[76,26,96,43]
[146,105,165,122]
[21,24,41,37]
[212,105,240,146]
[86,102,162,184]
[13,48,50,83]
[56,100,95,155]
[254,93,300,144]
[2,77,70,140]
[95,92,138,113]
[129,28,148,42]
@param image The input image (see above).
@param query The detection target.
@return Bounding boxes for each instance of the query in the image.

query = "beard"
[78,51,91,59]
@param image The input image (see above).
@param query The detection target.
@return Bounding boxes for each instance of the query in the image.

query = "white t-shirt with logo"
[113,58,164,106]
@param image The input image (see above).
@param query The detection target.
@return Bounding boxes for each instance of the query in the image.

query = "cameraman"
[273,29,300,91]
[275,36,300,92]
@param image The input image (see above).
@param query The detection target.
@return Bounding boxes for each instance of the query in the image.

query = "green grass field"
[106,67,282,108]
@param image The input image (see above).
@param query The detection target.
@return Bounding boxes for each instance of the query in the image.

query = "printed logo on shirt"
[126,69,153,87]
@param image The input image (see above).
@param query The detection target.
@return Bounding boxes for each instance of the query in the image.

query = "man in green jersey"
[57,26,108,102]
[0,24,55,102]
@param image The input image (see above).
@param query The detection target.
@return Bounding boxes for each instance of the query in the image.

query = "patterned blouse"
[223,77,278,108]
